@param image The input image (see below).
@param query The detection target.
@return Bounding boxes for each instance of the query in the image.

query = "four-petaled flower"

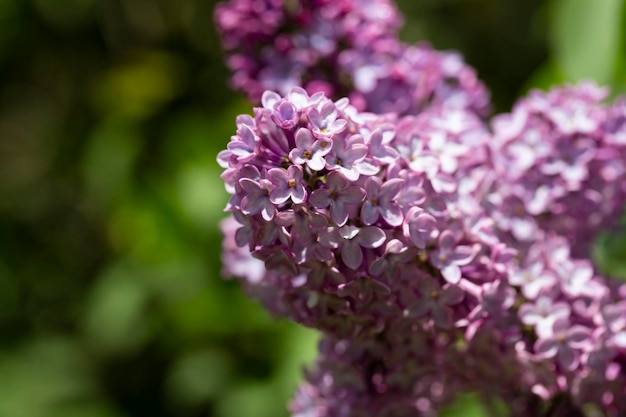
[308,100,347,138]
[368,128,399,164]
[320,225,386,270]
[267,165,307,204]
[325,136,368,181]
[227,124,260,163]
[508,261,556,300]
[289,128,333,171]
[404,276,464,329]
[361,176,405,226]
[534,318,592,371]
[239,178,275,220]
[519,295,571,337]
[403,207,438,249]
[601,301,626,348]
[369,239,417,278]
[429,230,476,283]
[309,171,365,226]
[275,205,327,245]
[554,260,595,298]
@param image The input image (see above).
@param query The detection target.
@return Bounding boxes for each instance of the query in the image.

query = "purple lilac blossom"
[429,230,477,284]
[308,171,365,226]
[218,88,626,416]
[219,88,509,340]
[289,329,554,417]
[403,276,464,329]
[289,235,626,417]
[319,225,386,270]
[289,128,333,170]
[534,318,592,372]
[393,105,491,193]
[402,207,438,249]
[214,0,490,117]
[486,81,626,258]
[505,235,626,415]
[519,295,571,337]
[360,176,404,226]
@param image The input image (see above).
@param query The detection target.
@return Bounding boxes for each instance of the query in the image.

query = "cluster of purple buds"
[485,82,626,257]
[217,87,626,416]
[214,0,490,117]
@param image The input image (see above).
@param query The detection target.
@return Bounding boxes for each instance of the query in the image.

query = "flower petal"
[441,264,461,284]
[342,240,363,270]
[357,226,386,248]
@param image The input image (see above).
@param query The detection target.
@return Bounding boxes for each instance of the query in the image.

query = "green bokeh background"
[0,1,625,416]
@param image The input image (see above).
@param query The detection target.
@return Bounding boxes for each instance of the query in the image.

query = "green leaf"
[81,263,150,355]
[215,383,286,417]
[0,338,101,417]
[165,348,234,407]
[550,0,624,84]
[522,61,565,93]
[439,393,509,417]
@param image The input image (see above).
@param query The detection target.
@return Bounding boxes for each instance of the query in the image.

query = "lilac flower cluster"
[214,0,490,116]
[486,82,626,257]
[287,236,626,417]
[216,86,626,416]
[218,88,505,337]
[509,235,626,416]
[289,327,543,417]
[213,1,626,415]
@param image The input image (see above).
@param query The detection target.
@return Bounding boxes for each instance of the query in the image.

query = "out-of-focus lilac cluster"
[507,235,626,417]
[485,82,626,258]
[289,326,548,417]
[214,0,490,117]
[217,88,626,416]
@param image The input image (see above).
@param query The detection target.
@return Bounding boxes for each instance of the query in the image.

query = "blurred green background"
[0,1,625,416]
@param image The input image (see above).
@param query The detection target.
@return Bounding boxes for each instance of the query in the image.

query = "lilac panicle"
[215,0,402,102]
[503,235,626,415]
[219,88,508,341]
[214,0,490,117]
[486,81,626,258]
[219,88,545,415]
[219,87,626,416]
